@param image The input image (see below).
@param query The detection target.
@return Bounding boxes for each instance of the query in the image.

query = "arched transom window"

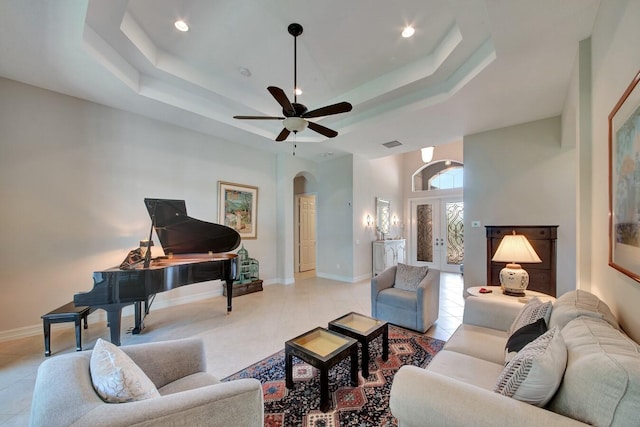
[412,160,464,192]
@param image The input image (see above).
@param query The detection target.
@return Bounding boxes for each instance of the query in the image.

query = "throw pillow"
[505,317,548,364]
[508,297,553,337]
[494,326,567,407]
[90,338,160,403]
[394,263,429,291]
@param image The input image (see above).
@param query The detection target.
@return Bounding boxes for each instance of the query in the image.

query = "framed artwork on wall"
[218,181,258,239]
[609,69,640,282]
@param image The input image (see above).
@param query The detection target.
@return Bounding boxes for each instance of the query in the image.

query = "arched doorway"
[293,173,317,274]
[409,161,464,273]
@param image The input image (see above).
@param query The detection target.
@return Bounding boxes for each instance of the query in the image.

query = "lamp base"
[499,263,529,297]
[502,287,526,297]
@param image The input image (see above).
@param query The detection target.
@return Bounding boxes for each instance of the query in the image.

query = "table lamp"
[491,231,542,296]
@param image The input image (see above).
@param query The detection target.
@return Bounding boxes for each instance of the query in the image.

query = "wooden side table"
[285,327,358,412]
[328,312,388,378]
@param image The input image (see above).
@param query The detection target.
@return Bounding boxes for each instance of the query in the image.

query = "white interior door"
[409,196,464,273]
[298,195,316,272]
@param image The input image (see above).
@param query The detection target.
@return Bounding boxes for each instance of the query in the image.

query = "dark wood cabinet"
[486,225,558,297]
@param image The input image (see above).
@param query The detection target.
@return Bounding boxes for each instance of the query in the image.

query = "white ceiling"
[0,0,600,161]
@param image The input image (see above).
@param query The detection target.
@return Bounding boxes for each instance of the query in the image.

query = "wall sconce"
[366,214,373,227]
[421,146,435,163]
[392,215,398,226]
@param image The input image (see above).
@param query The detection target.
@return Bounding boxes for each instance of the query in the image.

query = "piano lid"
[144,198,241,254]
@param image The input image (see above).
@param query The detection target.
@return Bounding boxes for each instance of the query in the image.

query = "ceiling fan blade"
[307,121,338,138]
[302,101,352,118]
[233,115,284,120]
[267,86,295,116]
[275,128,291,141]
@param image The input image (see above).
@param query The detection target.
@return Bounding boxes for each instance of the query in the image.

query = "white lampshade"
[492,232,541,296]
[283,117,308,133]
[421,146,434,163]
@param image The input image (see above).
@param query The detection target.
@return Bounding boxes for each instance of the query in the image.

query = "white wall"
[463,117,577,296]
[0,78,279,335]
[316,155,354,281]
[353,154,404,280]
[589,0,640,341]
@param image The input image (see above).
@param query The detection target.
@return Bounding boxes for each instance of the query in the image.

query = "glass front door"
[409,196,464,273]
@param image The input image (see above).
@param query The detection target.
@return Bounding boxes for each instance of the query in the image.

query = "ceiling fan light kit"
[283,117,308,133]
[233,23,352,142]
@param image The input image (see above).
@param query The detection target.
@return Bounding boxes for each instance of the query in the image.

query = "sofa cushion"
[494,327,566,407]
[90,338,161,403]
[549,289,619,330]
[394,263,428,291]
[426,350,506,391]
[505,317,548,363]
[158,372,219,396]
[548,316,640,426]
[508,297,553,337]
[444,323,508,365]
[377,287,417,310]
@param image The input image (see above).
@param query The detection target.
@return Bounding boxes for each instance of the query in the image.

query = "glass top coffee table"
[285,327,358,412]
[328,312,388,378]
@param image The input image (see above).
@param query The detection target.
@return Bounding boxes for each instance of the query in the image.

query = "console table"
[372,239,405,276]
[486,225,558,297]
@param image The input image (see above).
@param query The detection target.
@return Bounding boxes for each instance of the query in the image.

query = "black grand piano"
[74,198,241,345]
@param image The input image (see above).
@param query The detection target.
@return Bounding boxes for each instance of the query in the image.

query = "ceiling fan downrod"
[288,23,303,104]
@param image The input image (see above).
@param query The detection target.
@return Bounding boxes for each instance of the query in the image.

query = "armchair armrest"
[390,366,587,427]
[462,297,522,332]
[371,266,397,300]
[75,378,264,427]
[416,268,440,331]
[123,338,206,388]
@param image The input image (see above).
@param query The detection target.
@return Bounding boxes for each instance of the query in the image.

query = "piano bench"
[41,302,94,357]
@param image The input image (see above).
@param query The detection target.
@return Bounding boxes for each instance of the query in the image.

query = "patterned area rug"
[223,325,445,427]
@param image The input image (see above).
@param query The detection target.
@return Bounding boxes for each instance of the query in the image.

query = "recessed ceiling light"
[238,67,252,77]
[174,20,189,32]
[294,87,302,96]
[402,26,415,38]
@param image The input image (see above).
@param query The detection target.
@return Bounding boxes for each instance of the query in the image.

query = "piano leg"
[225,279,233,313]
[132,301,144,335]
[106,308,123,346]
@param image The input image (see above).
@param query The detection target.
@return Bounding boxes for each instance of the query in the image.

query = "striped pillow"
[494,327,567,406]
[508,297,553,337]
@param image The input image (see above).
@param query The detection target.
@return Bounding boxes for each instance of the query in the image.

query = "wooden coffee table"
[285,327,358,412]
[328,312,388,378]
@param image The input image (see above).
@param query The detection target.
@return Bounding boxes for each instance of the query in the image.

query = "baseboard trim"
[316,272,354,283]
[0,288,225,343]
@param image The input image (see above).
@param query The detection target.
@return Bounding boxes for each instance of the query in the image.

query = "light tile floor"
[0,272,464,426]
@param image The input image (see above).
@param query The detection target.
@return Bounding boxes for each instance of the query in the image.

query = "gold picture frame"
[218,181,258,239]
[609,69,640,282]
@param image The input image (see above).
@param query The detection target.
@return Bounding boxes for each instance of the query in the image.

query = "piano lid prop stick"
[143,201,157,268]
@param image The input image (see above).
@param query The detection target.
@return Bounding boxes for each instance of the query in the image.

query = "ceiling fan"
[234,23,352,142]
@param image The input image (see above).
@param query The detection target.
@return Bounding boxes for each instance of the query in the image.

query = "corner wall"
[463,117,577,296]
[589,0,640,341]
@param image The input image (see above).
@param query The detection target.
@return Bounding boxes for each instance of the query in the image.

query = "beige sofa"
[390,290,640,427]
[30,338,264,427]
